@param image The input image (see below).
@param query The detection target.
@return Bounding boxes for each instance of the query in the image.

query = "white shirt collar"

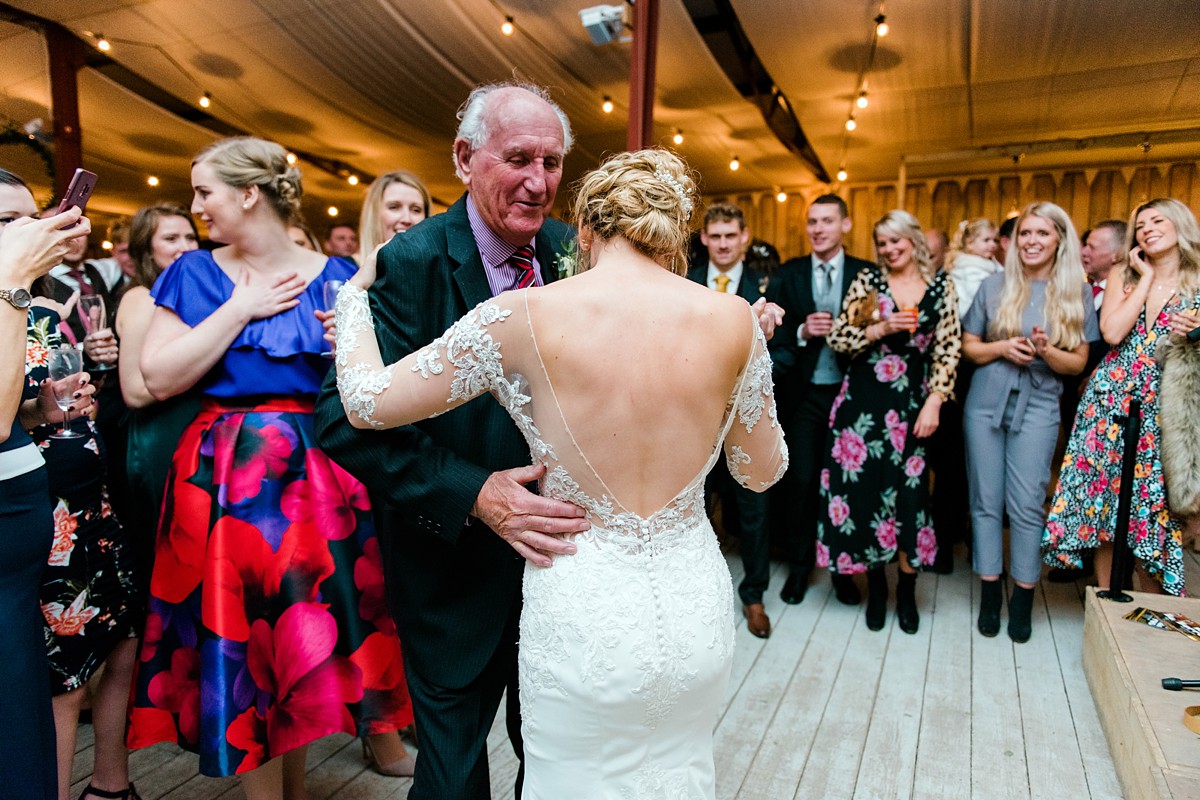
[707,260,744,291]
[813,248,845,273]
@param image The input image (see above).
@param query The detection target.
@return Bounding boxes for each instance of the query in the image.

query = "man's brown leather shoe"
[743,603,771,639]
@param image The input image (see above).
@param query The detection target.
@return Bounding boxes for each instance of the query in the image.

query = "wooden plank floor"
[71,546,1197,799]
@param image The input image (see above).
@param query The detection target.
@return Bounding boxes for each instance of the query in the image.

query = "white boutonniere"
[555,239,579,280]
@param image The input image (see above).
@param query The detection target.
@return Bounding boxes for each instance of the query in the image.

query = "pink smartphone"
[55,168,98,227]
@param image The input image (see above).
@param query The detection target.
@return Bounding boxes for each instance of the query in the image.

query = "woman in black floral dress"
[817,210,961,634]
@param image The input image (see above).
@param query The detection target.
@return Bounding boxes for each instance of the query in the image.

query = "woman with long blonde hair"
[357,170,431,259]
[963,201,1095,642]
[1045,197,1200,598]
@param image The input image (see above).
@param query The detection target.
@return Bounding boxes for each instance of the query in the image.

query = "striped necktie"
[511,245,536,290]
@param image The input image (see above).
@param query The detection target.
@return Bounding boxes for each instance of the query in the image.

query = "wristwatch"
[0,287,32,309]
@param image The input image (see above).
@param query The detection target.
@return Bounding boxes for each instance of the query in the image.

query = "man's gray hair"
[452,81,574,181]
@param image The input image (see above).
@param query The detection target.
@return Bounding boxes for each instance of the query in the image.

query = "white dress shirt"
[706,261,744,294]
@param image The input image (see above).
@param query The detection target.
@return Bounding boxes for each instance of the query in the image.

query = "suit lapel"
[739,268,767,301]
[534,222,572,285]
[446,199,493,310]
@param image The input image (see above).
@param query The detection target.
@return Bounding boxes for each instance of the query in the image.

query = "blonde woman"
[331,147,786,797]
[963,201,1096,642]
[818,210,961,635]
[946,217,1002,317]
[126,138,414,797]
[357,170,431,259]
[1045,198,1200,598]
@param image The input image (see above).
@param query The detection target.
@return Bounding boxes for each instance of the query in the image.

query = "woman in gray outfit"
[961,201,1097,642]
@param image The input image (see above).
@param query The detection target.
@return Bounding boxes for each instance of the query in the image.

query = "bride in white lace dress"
[333,149,787,799]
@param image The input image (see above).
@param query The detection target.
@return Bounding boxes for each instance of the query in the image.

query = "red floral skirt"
[127,398,412,776]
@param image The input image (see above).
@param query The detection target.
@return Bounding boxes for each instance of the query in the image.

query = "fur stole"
[1157,333,1200,518]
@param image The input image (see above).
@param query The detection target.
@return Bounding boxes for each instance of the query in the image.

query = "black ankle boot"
[977,579,1002,637]
[896,570,919,634]
[1008,585,1035,643]
[865,568,888,631]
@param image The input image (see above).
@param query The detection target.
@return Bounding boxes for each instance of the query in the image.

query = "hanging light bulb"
[602,96,614,113]
[856,91,869,109]
[845,116,857,131]
[347,175,359,186]
[776,190,787,203]
[729,155,740,171]
[286,152,297,165]
[327,206,339,217]
[672,129,684,145]
[875,14,889,37]
[199,92,212,109]
[501,16,515,36]
[101,240,113,250]
[95,34,111,52]
[837,167,848,182]
[147,176,160,187]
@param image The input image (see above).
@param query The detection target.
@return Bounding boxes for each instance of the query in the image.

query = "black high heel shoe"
[865,568,888,631]
[896,570,919,634]
[78,784,141,800]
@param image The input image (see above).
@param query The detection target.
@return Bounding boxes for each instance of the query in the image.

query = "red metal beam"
[626,0,659,151]
[43,21,85,197]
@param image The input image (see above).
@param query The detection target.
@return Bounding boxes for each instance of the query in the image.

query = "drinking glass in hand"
[78,294,114,372]
[321,280,344,358]
[47,344,84,439]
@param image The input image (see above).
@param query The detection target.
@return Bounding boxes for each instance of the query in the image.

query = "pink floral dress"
[1043,297,1191,595]
[817,267,960,573]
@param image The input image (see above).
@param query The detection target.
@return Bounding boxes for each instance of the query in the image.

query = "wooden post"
[897,156,908,210]
[43,22,85,197]
[626,0,659,151]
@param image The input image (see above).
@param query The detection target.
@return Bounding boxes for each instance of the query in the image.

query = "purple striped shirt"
[466,195,545,296]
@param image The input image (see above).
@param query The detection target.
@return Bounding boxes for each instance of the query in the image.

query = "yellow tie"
[715,274,730,293]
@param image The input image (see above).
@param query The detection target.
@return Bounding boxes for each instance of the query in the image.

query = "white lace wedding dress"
[335,282,787,799]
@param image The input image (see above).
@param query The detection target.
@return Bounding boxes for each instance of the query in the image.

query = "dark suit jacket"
[770,253,874,401]
[315,194,574,688]
[684,263,778,305]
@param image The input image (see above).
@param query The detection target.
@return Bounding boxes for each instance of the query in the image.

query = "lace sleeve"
[723,319,789,491]
[333,284,512,429]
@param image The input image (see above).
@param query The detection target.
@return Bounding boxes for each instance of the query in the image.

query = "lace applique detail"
[334,284,394,428]
[619,764,691,800]
[411,301,512,412]
[727,445,753,488]
[494,373,556,463]
[771,438,790,486]
[736,328,777,433]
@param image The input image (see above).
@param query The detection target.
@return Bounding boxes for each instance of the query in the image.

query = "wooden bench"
[1083,587,1200,799]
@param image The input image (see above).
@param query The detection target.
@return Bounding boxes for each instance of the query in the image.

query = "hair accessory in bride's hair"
[654,165,692,219]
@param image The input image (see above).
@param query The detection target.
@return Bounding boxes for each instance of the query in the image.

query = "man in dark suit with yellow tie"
[771,194,874,606]
[687,203,778,638]
[316,82,588,800]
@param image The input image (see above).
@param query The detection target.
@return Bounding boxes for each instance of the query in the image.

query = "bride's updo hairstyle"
[571,148,698,275]
[193,137,303,222]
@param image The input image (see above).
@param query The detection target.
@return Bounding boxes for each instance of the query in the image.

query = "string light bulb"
[501,16,515,36]
[347,175,359,186]
[837,167,848,182]
[95,34,111,52]
[147,176,159,187]
[845,116,857,131]
[729,155,740,171]
[602,96,614,113]
[199,92,212,109]
[875,14,889,37]
[672,129,684,145]
[327,206,339,217]
[776,190,787,203]
[856,91,869,109]
[286,152,297,165]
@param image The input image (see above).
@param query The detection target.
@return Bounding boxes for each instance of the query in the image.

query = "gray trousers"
[964,389,1059,585]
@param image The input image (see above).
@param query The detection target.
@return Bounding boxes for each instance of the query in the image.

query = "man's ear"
[453,139,473,185]
[841,216,853,235]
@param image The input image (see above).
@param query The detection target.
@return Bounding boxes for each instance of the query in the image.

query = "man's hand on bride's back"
[472,464,589,568]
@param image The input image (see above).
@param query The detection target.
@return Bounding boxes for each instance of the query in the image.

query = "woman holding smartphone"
[962,202,1095,643]
[1045,198,1200,597]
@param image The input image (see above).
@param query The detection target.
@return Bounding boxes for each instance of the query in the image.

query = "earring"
[242,202,251,210]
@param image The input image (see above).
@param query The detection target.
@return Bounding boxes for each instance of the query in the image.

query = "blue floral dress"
[1043,294,1194,595]
[816,267,961,573]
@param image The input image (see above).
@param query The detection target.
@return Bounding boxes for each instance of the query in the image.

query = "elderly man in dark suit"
[315,82,588,800]
[687,203,780,638]
[771,193,875,606]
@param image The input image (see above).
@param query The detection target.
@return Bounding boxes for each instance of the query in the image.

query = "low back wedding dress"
[335,262,787,799]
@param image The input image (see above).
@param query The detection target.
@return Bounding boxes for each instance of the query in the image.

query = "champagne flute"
[47,344,84,439]
[78,294,114,372]
[321,279,344,358]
